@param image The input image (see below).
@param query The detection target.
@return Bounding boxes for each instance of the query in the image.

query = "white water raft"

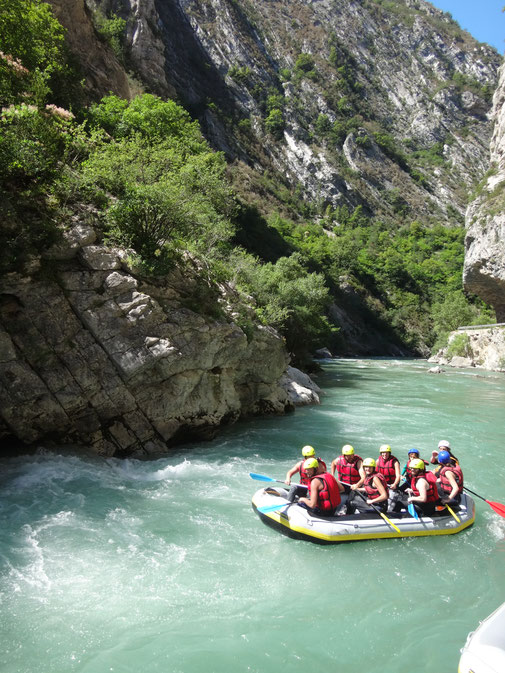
[459,601,505,673]
[251,487,475,544]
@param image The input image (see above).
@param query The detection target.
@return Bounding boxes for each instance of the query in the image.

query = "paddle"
[463,486,505,518]
[408,503,420,520]
[257,502,291,514]
[354,490,401,533]
[445,504,461,523]
[249,472,308,490]
[340,482,401,534]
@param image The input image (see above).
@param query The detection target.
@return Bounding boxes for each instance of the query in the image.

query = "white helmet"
[438,440,451,449]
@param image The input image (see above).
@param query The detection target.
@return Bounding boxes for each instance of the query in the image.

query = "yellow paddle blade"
[379,511,401,533]
[446,504,461,523]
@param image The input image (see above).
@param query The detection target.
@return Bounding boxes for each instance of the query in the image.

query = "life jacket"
[299,457,327,486]
[336,455,362,485]
[377,455,399,485]
[312,472,341,513]
[364,472,388,500]
[438,464,464,495]
[411,471,439,503]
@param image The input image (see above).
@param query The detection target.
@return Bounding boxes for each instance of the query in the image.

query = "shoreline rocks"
[0,227,318,457]
[429,327,505,372]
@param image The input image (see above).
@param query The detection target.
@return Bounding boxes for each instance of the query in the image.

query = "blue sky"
[430,0,504,53]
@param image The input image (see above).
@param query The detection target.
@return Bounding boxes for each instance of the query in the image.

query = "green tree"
[265,108,285,139]
[0,0,69,106]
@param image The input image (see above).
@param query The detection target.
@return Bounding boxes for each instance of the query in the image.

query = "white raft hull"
[459,601,505,673]
[251,487,475,544]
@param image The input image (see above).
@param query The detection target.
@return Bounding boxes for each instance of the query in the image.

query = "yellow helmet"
[363,458,376,468]
[379,444,391,453]
[409,459,425,471]
[303,458,318,471]
[302,445,316,457]
[342,445,354,455]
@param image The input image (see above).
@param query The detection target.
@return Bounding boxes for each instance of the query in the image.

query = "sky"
[430,0,504,53]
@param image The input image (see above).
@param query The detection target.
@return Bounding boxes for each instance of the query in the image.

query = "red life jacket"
[299,457,327,486]
[364,472,388,500]
[312,472,341,513]
[336,455,362,485]
[438,465,464,495]
[411,471,439,503]
[377,455,399,485]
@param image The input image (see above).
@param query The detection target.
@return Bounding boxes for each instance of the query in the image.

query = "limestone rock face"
[464,62,505,321]
[0,229,292,456]
[88,0,500,220]
[48,0,131,101]
[432,327,505,371]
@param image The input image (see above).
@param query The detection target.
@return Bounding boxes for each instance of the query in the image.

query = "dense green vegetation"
[0,0,494,365]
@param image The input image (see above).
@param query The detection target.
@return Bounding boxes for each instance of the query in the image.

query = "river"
[1,358,504,673]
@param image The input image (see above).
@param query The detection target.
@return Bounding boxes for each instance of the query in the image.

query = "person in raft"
[431,439,459,476]
[347,458,389,514]
[285,445,327,502]
[376,444,401,491]
[405,458,441,516]
[298,458,341,516]
[436,450,464,505]
[398,448,429,492]
[330,445,364,493]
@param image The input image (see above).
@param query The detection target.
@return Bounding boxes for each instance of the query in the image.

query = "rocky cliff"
[49,0,132,100]
[79,0,500,224]
[0,225,294,456]
[464,61,505,321]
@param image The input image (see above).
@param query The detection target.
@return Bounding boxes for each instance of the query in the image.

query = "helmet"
[363,458,376,468]
[438,440,451,449]
[408,448,419,456]
[379,444,391,453]
[303,458,318,471]
[302,445,315,457]
[409,459,425,471]
[437,450,451,464]
[342,445,354,455]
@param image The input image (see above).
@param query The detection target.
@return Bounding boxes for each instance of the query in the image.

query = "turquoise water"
[1,358,504,673]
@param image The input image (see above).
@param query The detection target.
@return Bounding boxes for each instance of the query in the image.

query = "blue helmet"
[408,448,419,456]
[437,450,451,464]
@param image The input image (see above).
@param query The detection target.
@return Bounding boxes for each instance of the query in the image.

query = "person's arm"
[391,461,401,490]
[408,478,427,504]
[285,461,301,485]
[299,479,320,508]
[330,458,338,476]
[352,460,365,489]
[441,471,458,502]
[430,451,439,465]
[367,476,388,504]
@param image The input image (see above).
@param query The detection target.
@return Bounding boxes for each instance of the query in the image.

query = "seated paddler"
[298,458,341,516]
[346,458,389,514]
[405,458,441,515]
[285,445,327,502]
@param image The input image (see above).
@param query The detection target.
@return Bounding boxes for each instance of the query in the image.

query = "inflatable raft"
[251,487,475,544]
[459,601,505,673]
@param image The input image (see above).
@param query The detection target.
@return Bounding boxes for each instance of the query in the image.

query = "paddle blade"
[257,502,290,513]
[446,505,461,523]
[487,500,505,518]
[408,503,419,520]
[249,472,275,483]
[379,511,401,534]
